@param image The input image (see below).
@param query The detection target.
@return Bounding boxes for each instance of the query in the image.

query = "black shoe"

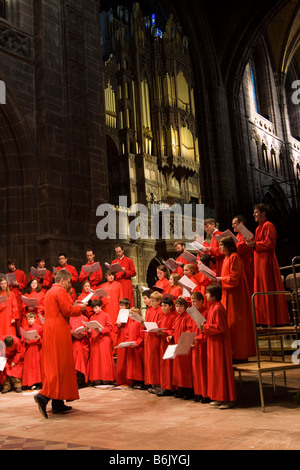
[193,395,202,402]
[200,397,211,404]
[52,404,72,414]
[34,394,48,419]
[156,389,173,396]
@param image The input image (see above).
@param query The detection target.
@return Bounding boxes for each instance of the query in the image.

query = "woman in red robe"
[88,299,116,384]
[169,273,183,299]
[34,270,86,418]
[21,279,45,328]
[21,312,43,389]
[232,216,254,296]
[200,284,236,408]
[246,204,290,326]
[101,270,124,349]
[125,308,145,388]
[0,277,18,336]
[217,236,256,361]
[167,297,194,399]
[154,265,171,295]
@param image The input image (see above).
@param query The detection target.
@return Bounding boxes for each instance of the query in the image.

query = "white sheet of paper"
[20,327,39,341]
[105,262,123,273]
[6,272,16,285]
[163,344,177,360]
[0,356,7,371]
[163,258,179,271]
[30,266,47,278]
[38,313,45,325]
[117,308,130,323]
[88,288,108,298]
[176,331,197,355]
[178,275,197,293]
[82,320,104,330]
[214,229,238,244]
[130,311,144,323]
[71,326,86,335]
[236,223,254,241]
[189,241,208,252]
[187,305,207,325]
[143,322,165,333]
[21,295,39,307]
[114,341,136,349]
[82,262,101,273]
[198,263,217,281]
[180,251,198,263]
[80,292,94,304]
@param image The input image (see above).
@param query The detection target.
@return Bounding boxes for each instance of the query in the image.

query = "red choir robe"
[154,278,171,295]
[236,231,254,296]
[69,315,90,384]
[88,310,116,382]
[173,254,186,277]
[39,284,82,401]
[202,301,236,402]
[193,271,214,309]
[0,335,23,385]
[208,230,225,276]
[191,306,208,398]
[7,268,27,320]
[158,308,177,391]
[0,290,18,336]
[125,317,144,383]
[56,264,79,286]
[101,280,124,348]
[114,319,128,385]
[220,253,256,360]
[111,256,136,307]
[170,285,183,299]
[21,323,43,387]
[171,311,194,389]
[77,291,99,319]
[21,290,45,328]
[253,221,290,326]
[143,305,164,386]
[28,270,53,293]
[79,262,103,290]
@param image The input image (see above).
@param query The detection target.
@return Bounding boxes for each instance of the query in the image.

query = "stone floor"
[1,370,300,452]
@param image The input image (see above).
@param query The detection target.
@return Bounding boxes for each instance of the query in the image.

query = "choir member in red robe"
[182,264,202,296]
[169,273,183,299]
[69,314,90,388]
[154,265,171,295]
[143,291,164,393]
[55,253,79,286]
[200,284,236,408]
[34,270,86,418]
[6,258,28,328]
[21,312,43,389]
[203,219,225,276]
[21,279,45,328]
[190,292,209,402]
[115,298,131,385]
[124,307,144,388]
[77,280,100,319]
[155,297,177,396]
[232,215,254,296]
[79,249,103,290]
[0,277,18,336]
[246,203,290,326]
[217,236,256,361]
[111,245,136,307]
[173,240,187,277]
[194,254,216,309]
[28,257,53,293]
[167,297,194,399]
[101,270,124,349]
[88,299,116,384]
[0,335,23,393]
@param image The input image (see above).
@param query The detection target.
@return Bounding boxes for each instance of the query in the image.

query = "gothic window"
[249,59,259,114]
[261,143,269,171]
[270,148,277,175]
[279,153,286,179]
